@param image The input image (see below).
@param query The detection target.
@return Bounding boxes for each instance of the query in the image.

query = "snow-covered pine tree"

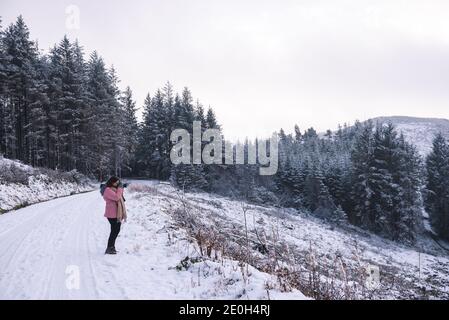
[0,17,7,153]
[303,127,318,140]
[170,87,209,190]
[137,89,171,179]
[161,82,176,177]
[0,17,12,159]
[107,65,128,177]
[206,107,220,130]
[350,121,375,226]
[85,52,121,180]
[350,122,423,241]
[393,134,423,242]
[425,133,449,240]
[370,124,398,236]
[195,100,206,127]
[303,160,323,212]
[47,36,89,171]
[294,124,302,142]
[26,53,50,168]
[0,16,40,162]
[119,86,139,176]
[324,156,347,209]
[135,93,153,176]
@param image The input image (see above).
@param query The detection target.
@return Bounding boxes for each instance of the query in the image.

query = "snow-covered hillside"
[0,156,95,213]
[369,116,449,156]
[1,180,448,299]
[140,182,449,299]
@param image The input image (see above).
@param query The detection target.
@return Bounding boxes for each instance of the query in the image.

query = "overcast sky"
[2,0,449,141]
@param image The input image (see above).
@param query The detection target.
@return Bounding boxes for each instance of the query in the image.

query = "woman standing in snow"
[102,176,127,255]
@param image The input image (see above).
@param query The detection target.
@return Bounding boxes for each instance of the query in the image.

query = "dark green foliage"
[0,16,138,180]
[425,133,449,240]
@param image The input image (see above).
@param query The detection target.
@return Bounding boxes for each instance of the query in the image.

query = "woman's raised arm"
[103,187,123,202]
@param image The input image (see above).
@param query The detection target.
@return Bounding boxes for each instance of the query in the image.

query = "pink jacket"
[103,187,124,218]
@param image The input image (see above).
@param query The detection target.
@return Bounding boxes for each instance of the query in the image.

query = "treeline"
[136,83,220,185]
[0,16,139,180]
[273,122,424,242]
[272,121,449,242]
[0,16,223,182]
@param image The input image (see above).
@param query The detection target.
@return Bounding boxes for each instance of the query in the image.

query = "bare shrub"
[0,161,30,185]
[0,157,92,187]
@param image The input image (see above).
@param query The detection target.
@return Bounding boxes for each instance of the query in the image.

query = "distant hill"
[367,116,449,156]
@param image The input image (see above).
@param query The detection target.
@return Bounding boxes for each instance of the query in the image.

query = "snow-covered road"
[0,190,121,299]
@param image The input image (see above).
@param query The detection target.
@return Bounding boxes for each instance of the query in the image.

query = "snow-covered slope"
[1,180,447,299]
[0,156,95,213]
[369,116,449,156]
[146,182,449,299]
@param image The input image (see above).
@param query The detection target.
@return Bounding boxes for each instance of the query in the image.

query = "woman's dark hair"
[106,176,120,188]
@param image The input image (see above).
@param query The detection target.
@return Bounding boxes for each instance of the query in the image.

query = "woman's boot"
[105,247,116,255]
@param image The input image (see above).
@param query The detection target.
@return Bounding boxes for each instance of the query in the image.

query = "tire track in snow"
[0,196,85,298]
[44,192,100,299]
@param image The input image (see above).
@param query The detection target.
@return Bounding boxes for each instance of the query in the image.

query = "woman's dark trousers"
[107,218,121,248]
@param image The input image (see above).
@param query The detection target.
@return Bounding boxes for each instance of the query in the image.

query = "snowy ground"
[1,179,448,300]
[0,180,306,300]
[130,180,449,299]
